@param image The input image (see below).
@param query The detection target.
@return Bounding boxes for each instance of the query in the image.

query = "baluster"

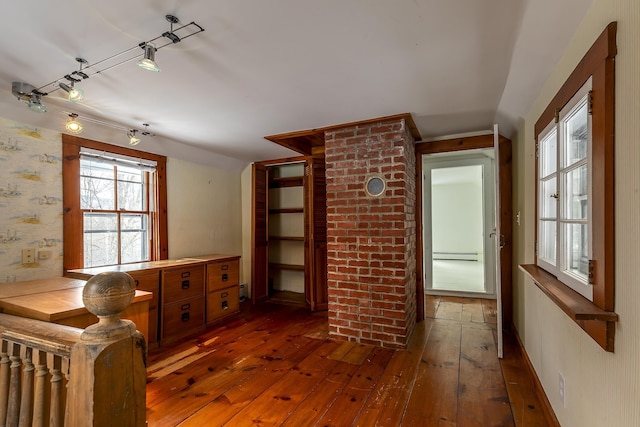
[32,350,48,427]
[49,356,62,427]
[0,340,10,424]
[18,347,33,427]
[7,342,23,427]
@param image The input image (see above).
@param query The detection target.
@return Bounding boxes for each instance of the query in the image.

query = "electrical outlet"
[22,248,35,264]
[559,372,566,408]
[38,250,52,260]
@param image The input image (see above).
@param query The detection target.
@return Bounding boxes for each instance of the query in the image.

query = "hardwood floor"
[146,297,552,426]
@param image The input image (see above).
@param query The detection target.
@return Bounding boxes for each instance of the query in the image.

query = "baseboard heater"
[433,252,479,261]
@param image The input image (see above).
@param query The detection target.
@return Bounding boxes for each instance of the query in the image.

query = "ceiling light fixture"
[10,14,204,111]
[65,113,83,134]
[137,43,160,72]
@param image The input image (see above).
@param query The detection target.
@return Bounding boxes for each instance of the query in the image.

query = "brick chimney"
[325,117,416,349]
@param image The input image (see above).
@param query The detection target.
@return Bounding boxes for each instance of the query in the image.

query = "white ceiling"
[0,0,592,169]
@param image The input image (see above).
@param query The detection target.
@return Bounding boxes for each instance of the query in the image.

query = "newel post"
[66,272,146,426]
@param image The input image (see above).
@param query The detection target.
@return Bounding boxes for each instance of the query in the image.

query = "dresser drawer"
[206,286,239,323]
[130,271,160,309]
[207,259,239,292]
[162,296,204,341]
[162,265,205,303]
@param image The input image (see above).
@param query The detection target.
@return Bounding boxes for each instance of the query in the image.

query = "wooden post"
[65,272,146,427]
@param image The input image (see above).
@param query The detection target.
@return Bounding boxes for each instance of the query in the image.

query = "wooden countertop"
[0,277,152,322]
[66,254,241,279]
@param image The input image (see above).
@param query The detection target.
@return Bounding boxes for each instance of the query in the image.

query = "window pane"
[563,100,588,167]
[121,214,149,264]
[564,165,588,220]
[84,212,118,267]
[539,220,556,265]
[118,166,145,211]
[539,128,557,177]
[80,159,115,210]
[539,177,557,218]
[562,222,589,283]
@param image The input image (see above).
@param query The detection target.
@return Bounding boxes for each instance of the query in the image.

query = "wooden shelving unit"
[269,263,305,271]
[267,164,306,304]
[268,208,304,214]
[269,236,304,241]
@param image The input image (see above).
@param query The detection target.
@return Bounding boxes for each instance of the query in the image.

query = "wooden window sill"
[519,264,617,351]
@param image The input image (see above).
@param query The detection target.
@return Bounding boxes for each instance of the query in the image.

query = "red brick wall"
[325,118,416,349]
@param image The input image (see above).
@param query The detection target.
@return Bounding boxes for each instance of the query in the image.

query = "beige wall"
[0,116,246,285]
[0,118,64,282]
[513,1,639,426]
[166,157,243,263]
[240,164,253,297]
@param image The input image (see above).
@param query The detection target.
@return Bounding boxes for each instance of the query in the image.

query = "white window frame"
[537,78,593,300]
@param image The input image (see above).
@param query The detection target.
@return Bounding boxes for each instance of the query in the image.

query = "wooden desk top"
[66,254,241,279]
[0,276,86,298]
[0,277,152,322]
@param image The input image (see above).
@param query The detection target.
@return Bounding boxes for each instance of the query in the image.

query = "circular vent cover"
[365,176,386,197]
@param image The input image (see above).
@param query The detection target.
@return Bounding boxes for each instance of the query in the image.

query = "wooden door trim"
[414,134,513,328]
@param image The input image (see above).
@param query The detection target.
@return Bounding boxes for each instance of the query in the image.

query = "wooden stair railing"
[0,272,146,427]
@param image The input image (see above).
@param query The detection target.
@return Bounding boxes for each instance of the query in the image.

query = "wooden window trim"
[62,135,168,272]
[521,22,617,352]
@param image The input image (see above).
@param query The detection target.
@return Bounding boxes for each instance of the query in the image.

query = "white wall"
[513,1,639,425]
[431,180,484,257]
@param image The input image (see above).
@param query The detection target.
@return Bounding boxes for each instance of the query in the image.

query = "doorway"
[423,150,496,297]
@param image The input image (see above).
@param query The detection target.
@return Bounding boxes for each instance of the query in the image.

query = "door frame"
[415,134,512,327]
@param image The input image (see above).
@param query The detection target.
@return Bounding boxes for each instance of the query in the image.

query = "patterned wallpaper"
[0,116,63,283]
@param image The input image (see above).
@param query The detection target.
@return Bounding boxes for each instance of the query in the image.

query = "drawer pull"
[181,271,191,278]
[135,280,139,287]
[221,264,229,270]
[221,300,228,310]
[222,273,228,282]
[221,292,229,298]
[181,312,190,322]
[181,303,191,311]
[182,280,190,289]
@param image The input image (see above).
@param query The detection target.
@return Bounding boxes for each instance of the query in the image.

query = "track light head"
[12,82,48,112]
[138,43,160,72]
[59,82,84,102]
[65,113,83,134]
[27,94,48,113]
[127,129,141,145]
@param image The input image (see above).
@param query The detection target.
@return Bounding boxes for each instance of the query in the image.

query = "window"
[80,151,155,267]
[522,22,617,352]
[63,135,168,271]
[537,79,592,300]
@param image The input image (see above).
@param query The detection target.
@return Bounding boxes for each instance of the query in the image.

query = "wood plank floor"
[146,296,552,426]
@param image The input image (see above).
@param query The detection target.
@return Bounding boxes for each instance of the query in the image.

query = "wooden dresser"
[67,254,241,345]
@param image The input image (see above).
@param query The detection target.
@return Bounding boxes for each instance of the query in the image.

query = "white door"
[422,152,497,297]
[492,124,504,358]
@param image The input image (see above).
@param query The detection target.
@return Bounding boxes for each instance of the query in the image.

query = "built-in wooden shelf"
[519,264,617,352]
[269,176,304,188]
[269,236,304,241]
[269,263,305,271]
[519,264,618,322]
[268,208,304,214]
